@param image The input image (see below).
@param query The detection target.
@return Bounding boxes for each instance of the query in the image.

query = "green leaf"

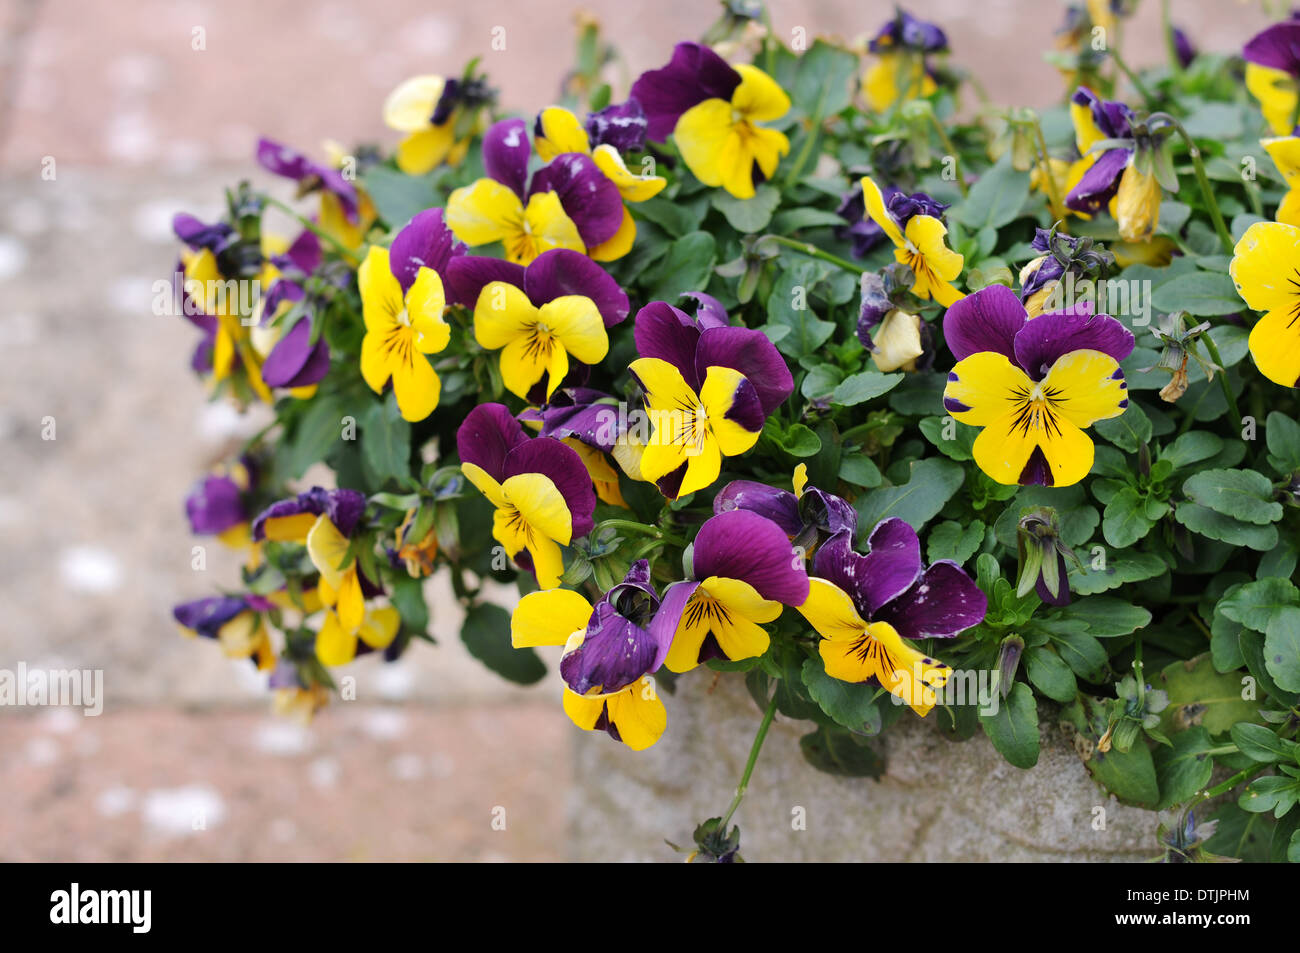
[1174,503,1279,551]
[1055,597,1152,637]
[633,195,705,237]
[1069,551,1166,595]
[771,208,849,232]
[360,393,412,487]
[926,519,985,565]
[951,154,1030,229]
[1151,271,1243,316]
[838,453,882,488]
[1088,738,1160,807]
[1025,646,1078,703]
[980,681,1039,768]
[1161,431,1223,469]
[1093,401,1152,452]
[1266,411,1300,474]
[361,166,440,226]
[645,231,716,301]
[854,457,964,531]
[790,39,859,118]
[831,370,904,406]
[1156,654,1260,736]
[1264,607,1300,693]
[1102,487,1156,547]
[801,655,883,735]
[799,723,885,777]
[710,185,781,233]
[1239,774,1300,816]
[1154,727,1216,809]
[1230,723,1298,763]
[1183,468,1284,525]
[389,574,429,633]
[283,395,345,479]
[765,420,822,458]
[1219,578,1300,633]
[766,262,835,359]
[800,364,843,401]
[460,602,546,685]
[1048,625,1107,680]
[919,415,976,461]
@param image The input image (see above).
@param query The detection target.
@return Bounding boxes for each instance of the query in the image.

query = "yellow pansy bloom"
[446,180,585,265]
[1229,220,1300,387]
[860,175,964,306]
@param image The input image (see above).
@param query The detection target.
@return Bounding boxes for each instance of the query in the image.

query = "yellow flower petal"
[1231,220,1300,314]
[527,533,566,590]
[306,515,352,590]
[358,246,405,334]
[501,472,572,545]
[513,589,594,647]
[540,295,609,365]
[390,349,440,422]
[535,106,591,161]
[1246,63,1299,137]
[797,577,868,642]
[603,683,667,750]
[406,267,450,354]
[1247,307,1300,387]
[944,351,1033,427]
[383,75,446,131]
[316,611,358,667]
[358,606,401,650]
[474,281,535,350]
[516,191,585,264]
[396,126,457,176]
[1040,349,1128,429]
[731,63,790,122]
[587,205,637,261]
[698,365,761,457]
[446,178,524,247]
[461,462,508,508]
[592,145,666,203]
[860,175,905,248]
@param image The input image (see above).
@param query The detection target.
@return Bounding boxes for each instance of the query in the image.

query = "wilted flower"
[1142,311,1218,403]
[857,269,928,372]
[1018,226,1115,318]
[1016,506,1079,606]
[713,463,857,556]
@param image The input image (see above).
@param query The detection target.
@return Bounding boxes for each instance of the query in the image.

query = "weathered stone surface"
[569,672,1162,862]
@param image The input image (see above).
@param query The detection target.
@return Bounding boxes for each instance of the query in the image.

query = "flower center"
[1009,382,1064,437]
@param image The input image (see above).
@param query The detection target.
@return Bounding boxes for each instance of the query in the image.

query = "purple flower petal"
[1071,87,1134,140]
[679,291,730,328]
[560,601,661,695]
[529,152,625,247]
[713,481,802,537]
[389,208,465,292]
[692,510,809,605]
[173,213,233,252]
[942,284,1026,363]
[185,475,246,535]
[633,302,702,388]
[724,375,766,433]
[1243,21,1300,76]
[482,118,532,200]
[1065,147,1131,215]
[875,561,987,639]
[444,255,528,309]
[648,579,701,661]
[256,137,358,221]
[275,230,322,275]
[173,595,250,639]
[524,249,629,326]
[800,488,858,541]
[457,403,530,482]
[812,520,922,619]
[250,487,365,541]
[1012,305,1135,380]
[502,437,598,538]
[630,42,741,141]
[528,388,623,451]
[696,326,793,416]
[261,317,329,389]
[586,98,649,153]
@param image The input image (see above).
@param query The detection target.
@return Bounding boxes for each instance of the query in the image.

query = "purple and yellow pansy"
[1063,87,1162,244]
[797,520,986,715]
[941,285,1134,487]
[713,463,857,557]
[861,8,948,113]
[446,118,626,265]
[628,298,792,499]
[456,403,597,589]
[446,247,625,402]
[631,41,790,199]
[652,510,809,673]
[859,176,965,306]
[255,137,376,250]
[358,208,464,422]
[513,560,668,750]
[1243,18,1300,136]
[173,595,275,670]
[383,74,488,174]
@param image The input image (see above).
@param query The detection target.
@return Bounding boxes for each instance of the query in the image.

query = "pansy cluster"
[168,4,1300,862]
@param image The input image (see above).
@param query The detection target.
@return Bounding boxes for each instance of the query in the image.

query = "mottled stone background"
[0,0,1272,861]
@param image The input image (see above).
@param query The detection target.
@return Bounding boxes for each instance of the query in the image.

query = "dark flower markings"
[684,591,732,630]
[1288,268,1300,328]
[1007,381,1067,440]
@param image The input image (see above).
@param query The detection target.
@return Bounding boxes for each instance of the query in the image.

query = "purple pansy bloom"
[942,283,1134,383]
[256,137,359,222]
[519,387,623,452]
[261,315,331,389]
[456,403,597,588]
[185,461,255,536]
[1173,27,1196,69]
[585,98,650,153]
[651,510,810,672]
[870,9,949,53]
[251,487,367,542]
[713,473,857,555]
[630,41,742,142]
[478,117,625,250]
[813,520,986,640]
[445,246,629,325]
[1243,18,1300,76]
[1065,87,1135,215]
[559,560,664,696]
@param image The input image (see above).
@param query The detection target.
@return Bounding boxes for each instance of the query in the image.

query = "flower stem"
[1200,332,1243,426]
[1030,117,1067,224]
[594,518,687,548]
[927,112,968,197]
[259,195,358,263]
[759,234,866,274]
[718,688,780,831]
[1109,47,1157,111]
[1151,115,1234,254]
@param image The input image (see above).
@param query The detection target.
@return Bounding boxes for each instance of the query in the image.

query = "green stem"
[1204,744,1239,757]
[1154,116,1234,254]
[760,235,866,275]
[927,112,968,197]
[1197,764,1270,804]
[259,195,357,262]
[719,689,780,830]
[1200,333,1243,426]
[1030,117,1066,225]
[594,518,686,548]
[1109,47,1156,111]
[784,114,823,188]
[1160,0,1183,79]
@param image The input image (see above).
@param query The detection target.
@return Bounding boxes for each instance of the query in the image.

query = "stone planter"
[568,672,1163,862]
